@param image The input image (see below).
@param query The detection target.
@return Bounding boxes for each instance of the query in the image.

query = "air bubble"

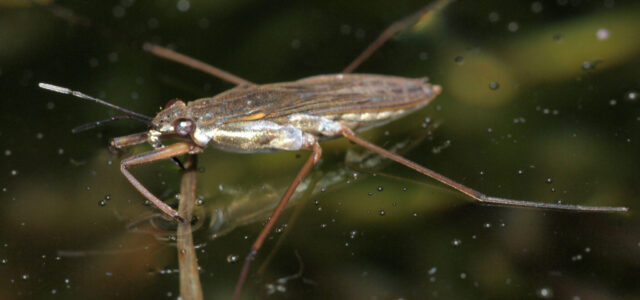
[625,91,638,102]
[377,186,383,192]
[379,210,386,216]
[545,177,553,184]
[489,81,500,90]
[451,239,462,246]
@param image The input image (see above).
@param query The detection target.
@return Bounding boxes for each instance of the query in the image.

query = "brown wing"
[186,74,438,124]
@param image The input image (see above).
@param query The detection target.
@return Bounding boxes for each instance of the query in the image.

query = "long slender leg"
[121,142,198,223]
[343,0,454,74]
[341,128,628,213]
[233,143,322,300]
[143,43,254,86]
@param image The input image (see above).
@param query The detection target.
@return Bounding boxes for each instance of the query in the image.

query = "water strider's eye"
[174,118,195,136]
[164,99,181,109]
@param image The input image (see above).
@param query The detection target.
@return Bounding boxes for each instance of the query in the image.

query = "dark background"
[1,0,639,299]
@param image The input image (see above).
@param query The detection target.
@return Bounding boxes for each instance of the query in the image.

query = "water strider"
[38,0,628,298]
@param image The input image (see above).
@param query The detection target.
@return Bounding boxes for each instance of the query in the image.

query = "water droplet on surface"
[625,91,638,102]
[531,2,543,13]
[291,39,301,49]
[596,28,610,40]
[176,0,190,12]
[226,254,239,263]
[489,81,500,90]
[582,60,600,71]
[537,287,553,298]
[571,254,583,261]
[488,12,500,23]
[112,5,125,18]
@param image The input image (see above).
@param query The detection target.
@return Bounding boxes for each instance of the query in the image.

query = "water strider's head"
[37,83,205,150]
[147,98,209,149]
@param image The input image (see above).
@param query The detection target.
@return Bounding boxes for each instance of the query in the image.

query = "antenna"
[38,83,153,123]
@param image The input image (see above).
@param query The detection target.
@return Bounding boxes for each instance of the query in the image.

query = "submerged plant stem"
[177,155,203,300]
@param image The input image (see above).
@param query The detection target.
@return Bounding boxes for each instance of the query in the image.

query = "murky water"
[1,0,639,299]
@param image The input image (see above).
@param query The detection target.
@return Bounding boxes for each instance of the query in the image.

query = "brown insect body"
[152,74,440,153]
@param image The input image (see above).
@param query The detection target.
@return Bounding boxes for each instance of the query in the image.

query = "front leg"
[120,142,199,223]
